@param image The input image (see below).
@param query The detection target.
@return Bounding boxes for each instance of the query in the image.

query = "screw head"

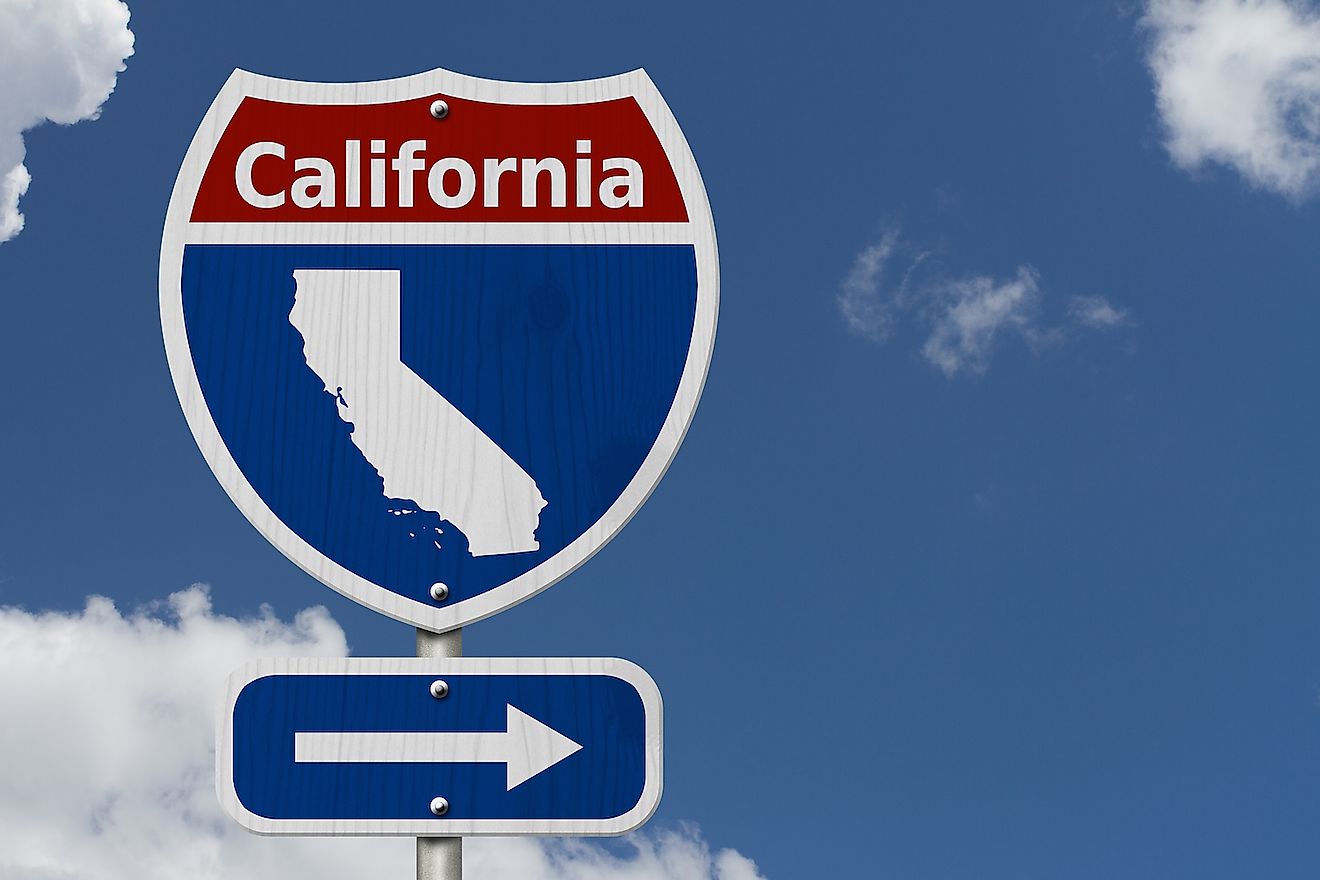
[429,582,449,602]
[429,796,449,816]
[429,99,449,120]
[429,679,449,699]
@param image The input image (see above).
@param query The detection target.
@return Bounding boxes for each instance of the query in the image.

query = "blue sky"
[4,1,1320,877]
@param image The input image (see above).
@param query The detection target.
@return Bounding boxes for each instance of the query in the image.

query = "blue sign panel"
[218,658,663,836]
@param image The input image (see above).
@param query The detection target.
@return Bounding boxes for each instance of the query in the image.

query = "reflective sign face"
[218,658,662,835]
[160,68,718,630]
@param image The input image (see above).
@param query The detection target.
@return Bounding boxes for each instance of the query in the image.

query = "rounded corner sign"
[159,67,719,631]
[217,657,664,835]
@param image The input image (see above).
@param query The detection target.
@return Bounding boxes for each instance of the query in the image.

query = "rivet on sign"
[429,797,450,817]
[429,679,449,699]
[429,582,449,602]
[429,99,449,120]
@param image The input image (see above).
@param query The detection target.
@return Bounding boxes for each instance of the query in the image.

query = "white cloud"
[1069,294,1131,329]
[837,230,901,342]
[468,833,766,880]
[1143,0,1320,199]
[0,588,765,880]
[0,0,135,241]
[0,163,31,240]
[836,228,930,344]
[921,267,1045,377]
[837,230,1128,377]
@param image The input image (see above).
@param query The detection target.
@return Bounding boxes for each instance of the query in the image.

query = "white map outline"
[289,268,546,557]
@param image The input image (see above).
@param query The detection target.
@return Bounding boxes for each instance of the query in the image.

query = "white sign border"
[159,67,719,632]
[217,657,663,836]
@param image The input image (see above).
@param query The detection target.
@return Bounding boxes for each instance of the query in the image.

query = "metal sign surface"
[218,657,662,835]
[160,67,718,631]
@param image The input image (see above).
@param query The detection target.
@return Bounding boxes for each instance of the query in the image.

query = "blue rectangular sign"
[218,657,662,835]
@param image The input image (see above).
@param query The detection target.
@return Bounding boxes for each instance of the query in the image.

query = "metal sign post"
[162,65,716,878]
[417,628,462,880]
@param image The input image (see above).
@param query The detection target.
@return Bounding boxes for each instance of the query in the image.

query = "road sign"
[159,67,719,631]
[218,657,662,835]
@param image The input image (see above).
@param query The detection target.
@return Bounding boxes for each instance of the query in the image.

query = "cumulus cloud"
[1143,0,1320,199]
[0,588,765,880]
[468,833,766,880]
[837,229,1127,377]
[0,0,135,241]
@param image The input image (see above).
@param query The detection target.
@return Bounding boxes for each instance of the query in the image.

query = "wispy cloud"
[0,0,135,242]
[837,228,1128,377]
[838,230,928,343]
[921,267,1047,378]
[1142,0,1320,199]
[1069,294,1131,329]
[0,587,766,880]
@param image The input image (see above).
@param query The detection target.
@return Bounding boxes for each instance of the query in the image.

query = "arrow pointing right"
[294,703,584,790]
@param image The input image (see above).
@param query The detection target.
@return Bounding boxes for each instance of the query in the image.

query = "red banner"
[191,94,689,223]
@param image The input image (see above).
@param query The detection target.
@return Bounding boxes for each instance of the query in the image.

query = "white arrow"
[293,704,584,790]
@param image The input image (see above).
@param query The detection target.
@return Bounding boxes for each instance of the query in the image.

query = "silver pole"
[416,627,462,880]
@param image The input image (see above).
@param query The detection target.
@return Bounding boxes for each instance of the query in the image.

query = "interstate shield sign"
[160,68,718,631]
